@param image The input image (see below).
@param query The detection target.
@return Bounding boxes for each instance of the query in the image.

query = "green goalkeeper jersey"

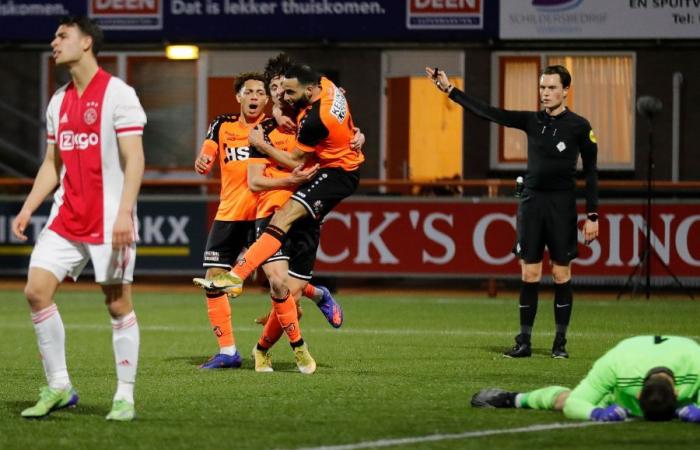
[563,335,700,420]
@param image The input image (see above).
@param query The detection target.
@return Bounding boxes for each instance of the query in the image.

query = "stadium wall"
[2,44,699,182]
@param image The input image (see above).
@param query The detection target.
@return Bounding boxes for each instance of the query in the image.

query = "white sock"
[111,310,139,404]
[219,345,237,356]
[515,393,524,408]
[31,304,71,390]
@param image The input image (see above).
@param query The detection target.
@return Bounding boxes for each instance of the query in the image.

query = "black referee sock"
[519,282,539,338]
[554,281,573,335]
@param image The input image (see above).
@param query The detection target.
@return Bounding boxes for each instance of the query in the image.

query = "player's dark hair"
[234,72,269,95]
[542,65,571,89]
[639,367,677,422]
[284,64,321,87]
[59,16,103,56]
[264,53,294,84]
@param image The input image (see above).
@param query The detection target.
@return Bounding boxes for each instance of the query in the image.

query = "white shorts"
[29,229,136,285]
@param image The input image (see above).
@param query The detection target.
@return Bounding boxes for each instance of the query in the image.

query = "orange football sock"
[258,307,283,349]
[206,292,234,348]
[302,283,317,300]
[271,292,302,344]
[233,227,285,280]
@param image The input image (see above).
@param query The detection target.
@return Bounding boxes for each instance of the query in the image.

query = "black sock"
[554,281,573,335]
[519,282,539,337]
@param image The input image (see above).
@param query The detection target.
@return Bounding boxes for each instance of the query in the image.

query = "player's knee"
[106,298,133,318]
[24,283,52,309]
[267,273,289,298]
[521,267,542,283]
[102,284,133,317]
[287,280,305,301]
[551,267,571,284]
[269,214,293,232]
[554,391,571,411]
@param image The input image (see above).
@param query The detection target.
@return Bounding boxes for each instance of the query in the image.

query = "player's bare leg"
[253,261,293,373]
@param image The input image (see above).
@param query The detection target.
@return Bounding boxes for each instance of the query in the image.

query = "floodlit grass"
[0,287,698,450]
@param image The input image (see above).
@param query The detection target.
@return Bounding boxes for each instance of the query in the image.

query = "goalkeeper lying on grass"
[472,335,700,423]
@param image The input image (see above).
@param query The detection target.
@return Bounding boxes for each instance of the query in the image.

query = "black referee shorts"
[203,220,255,269]
[513,189,578,265]
[291,167,359,220]
[256,215,321,281]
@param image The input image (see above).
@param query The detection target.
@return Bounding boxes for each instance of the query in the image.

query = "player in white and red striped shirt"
[11,16,146,421]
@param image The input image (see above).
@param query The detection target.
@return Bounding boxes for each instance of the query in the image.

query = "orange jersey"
[248,118,298,219]
[295,77,365,171]
[199,113,266,221]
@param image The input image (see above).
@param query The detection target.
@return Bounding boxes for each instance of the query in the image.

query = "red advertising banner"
[315,198,700,281]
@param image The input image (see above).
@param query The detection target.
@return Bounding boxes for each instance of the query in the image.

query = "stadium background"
[0,0,699,289]
[1,2,700,450]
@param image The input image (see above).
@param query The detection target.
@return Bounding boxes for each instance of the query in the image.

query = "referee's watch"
[587,213,599,222]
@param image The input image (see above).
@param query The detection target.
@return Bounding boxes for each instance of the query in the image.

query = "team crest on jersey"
[556,141,566,152]
[330,87,347,123]
[312,200,324,215]
[84,101,99,125]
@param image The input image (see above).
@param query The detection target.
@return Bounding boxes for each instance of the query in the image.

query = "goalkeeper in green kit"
[472,336,700,422]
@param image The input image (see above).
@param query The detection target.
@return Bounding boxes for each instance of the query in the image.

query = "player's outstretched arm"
[11,143,61,241]
[113,135,145,249]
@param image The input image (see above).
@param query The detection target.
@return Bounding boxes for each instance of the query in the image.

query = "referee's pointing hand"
[425,66,453,94]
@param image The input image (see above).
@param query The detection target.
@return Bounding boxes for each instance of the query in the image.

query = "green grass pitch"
[0,286,698,449]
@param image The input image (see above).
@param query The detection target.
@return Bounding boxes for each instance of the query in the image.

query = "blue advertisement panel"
[0,0,497,43]
[0,198,208,276]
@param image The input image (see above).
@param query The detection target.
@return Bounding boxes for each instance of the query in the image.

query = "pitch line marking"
[289,421,611,450]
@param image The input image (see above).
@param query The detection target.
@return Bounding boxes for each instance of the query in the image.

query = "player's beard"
[291,92,311,110]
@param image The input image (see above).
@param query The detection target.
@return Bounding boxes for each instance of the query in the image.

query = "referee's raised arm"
[425,66,530,131]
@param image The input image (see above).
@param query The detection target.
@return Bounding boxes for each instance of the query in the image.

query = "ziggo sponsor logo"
[59,131,99,150]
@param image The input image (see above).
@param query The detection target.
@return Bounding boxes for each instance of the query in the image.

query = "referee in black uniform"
[426,65,599,359]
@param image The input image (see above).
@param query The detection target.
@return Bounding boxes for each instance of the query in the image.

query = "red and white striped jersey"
[45,68,146,244]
